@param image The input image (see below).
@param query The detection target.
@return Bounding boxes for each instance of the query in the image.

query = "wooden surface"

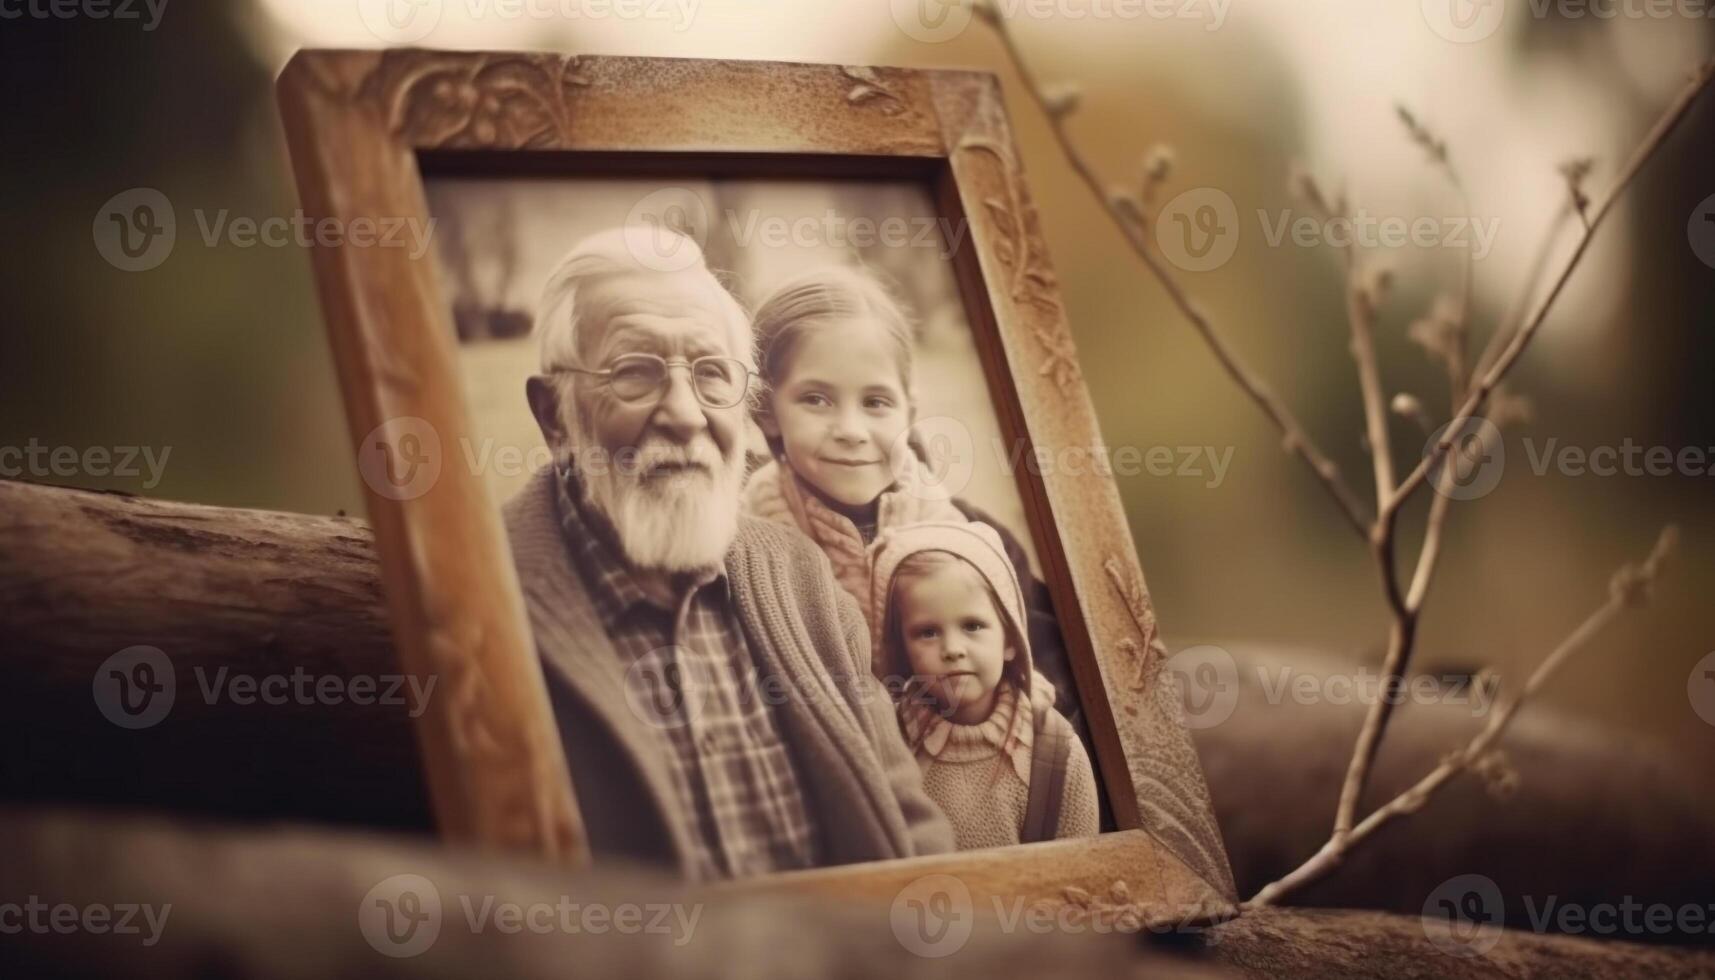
[1213,907,1715,979]
[273,49,1232,901]
[0,480,426,829]
[3,806,1709,980]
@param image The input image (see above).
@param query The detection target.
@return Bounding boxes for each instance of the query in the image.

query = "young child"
[742,265,1080,725]
[871,521,1098,849]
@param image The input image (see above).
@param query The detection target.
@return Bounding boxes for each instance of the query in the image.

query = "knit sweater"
[502,467,954,874]
[902,685,1100,850]
[875,522,1099,849]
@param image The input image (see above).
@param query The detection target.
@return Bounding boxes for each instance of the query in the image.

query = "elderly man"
[505,225,953,880]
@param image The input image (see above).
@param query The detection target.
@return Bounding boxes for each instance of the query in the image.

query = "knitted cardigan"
[503,467,954,876]
[741,455,963,656]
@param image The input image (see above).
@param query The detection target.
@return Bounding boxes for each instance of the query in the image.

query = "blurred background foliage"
[2,1,1710,763]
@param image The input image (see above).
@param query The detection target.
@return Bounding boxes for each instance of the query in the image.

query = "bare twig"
[1387,58,1715,519]
[1472,203,1573,382]
[1403,311,1468,612]
[1333,105,1474,836]
[1249,527,1678,907]
[1330,62,1714,837]
[1406,200,1564,613]
[1288,169,1398,529]
[1349,271,1398,512]
[1396,101,1476,403]
[983,13,1372,538]
[977,9,1706,903]
[1289,165,1398,516]
[1399,190,1561,613]
[1560,157,1596,230]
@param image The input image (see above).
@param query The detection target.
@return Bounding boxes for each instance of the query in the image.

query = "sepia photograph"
[423,174,1109,872]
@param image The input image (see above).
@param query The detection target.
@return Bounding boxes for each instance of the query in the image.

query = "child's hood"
[868,520,1033,676]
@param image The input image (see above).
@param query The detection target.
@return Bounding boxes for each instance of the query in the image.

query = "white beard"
[576,432,743,573]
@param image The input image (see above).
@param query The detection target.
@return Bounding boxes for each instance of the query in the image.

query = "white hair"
[532,225,756,376]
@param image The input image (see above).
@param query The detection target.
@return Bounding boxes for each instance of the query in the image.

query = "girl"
[743,263,962,622]
[871,521,1098,849]
[741,264,1080,727]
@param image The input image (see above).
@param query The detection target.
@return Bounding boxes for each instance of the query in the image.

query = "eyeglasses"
[556,353,753,410]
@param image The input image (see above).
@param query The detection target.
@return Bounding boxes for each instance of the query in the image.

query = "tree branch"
[982,12,1372,538]
[1328,63,1712,838]
[1338,133,1472,833]
[1386,58,1715,519]
[1348,277,1397,511]
[1249,526,1678,907]
[977,10,1707,902]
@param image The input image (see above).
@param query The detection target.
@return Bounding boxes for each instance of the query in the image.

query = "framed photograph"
[277,49,1234,920]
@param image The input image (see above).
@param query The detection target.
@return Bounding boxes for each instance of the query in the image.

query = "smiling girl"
[741,265,1085,724]
[742,264,960,608]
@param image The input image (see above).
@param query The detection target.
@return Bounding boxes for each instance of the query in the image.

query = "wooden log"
[3,477,1713,938]
[1196,646,1715,925]
[2,806,1710,979]
[0,478,428,830]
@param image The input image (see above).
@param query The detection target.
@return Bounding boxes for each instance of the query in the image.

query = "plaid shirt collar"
[552,462,730,631]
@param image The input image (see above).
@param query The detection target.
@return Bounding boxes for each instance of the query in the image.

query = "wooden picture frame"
[276,49,1235,921]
